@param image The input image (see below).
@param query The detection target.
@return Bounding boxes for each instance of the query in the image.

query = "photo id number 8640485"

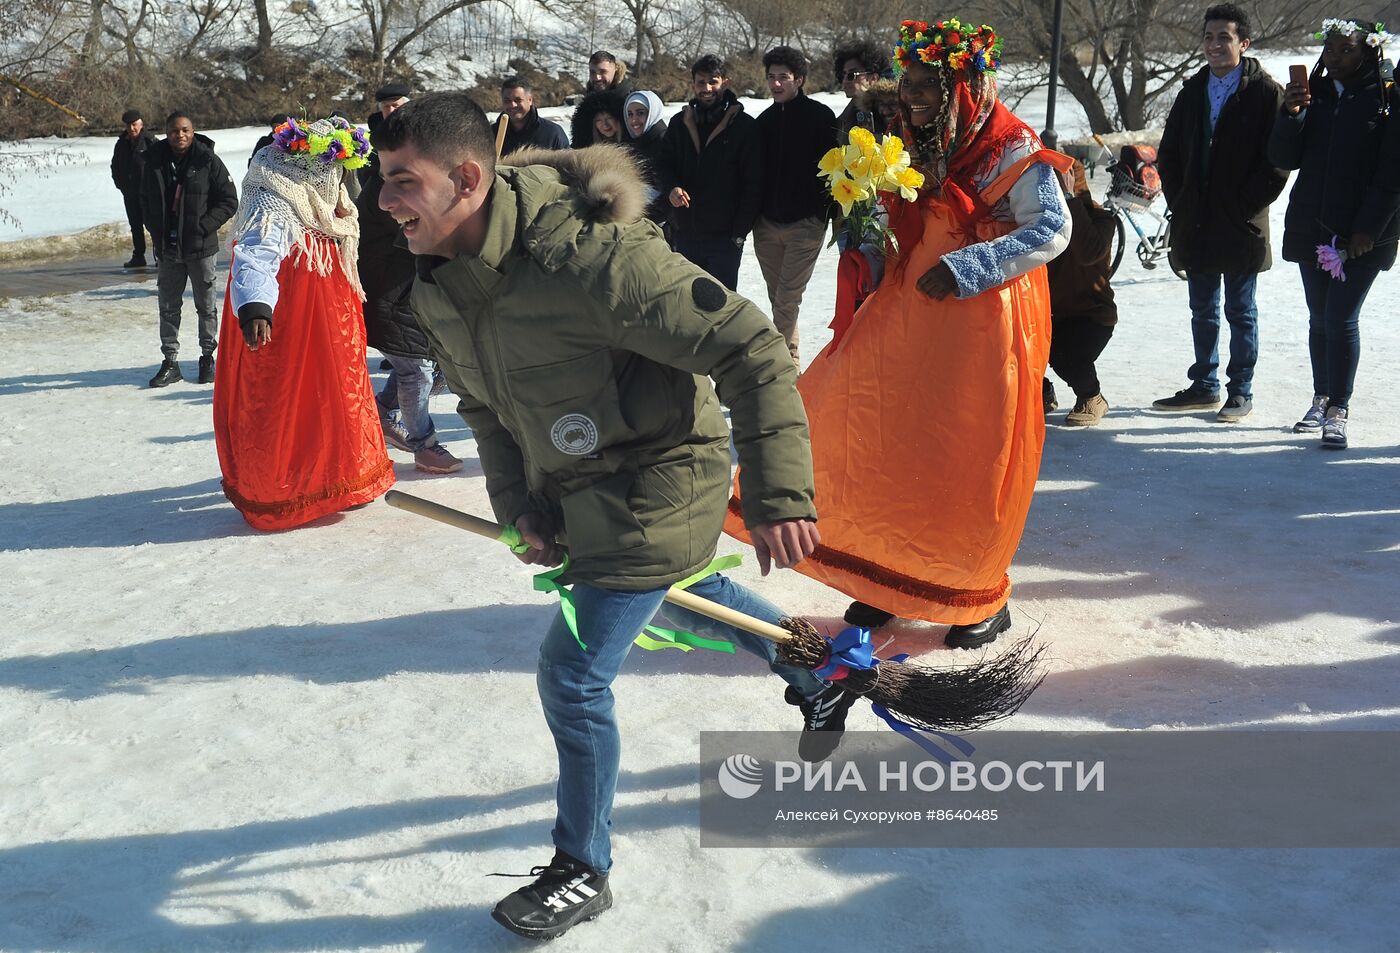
[926,809,999,822]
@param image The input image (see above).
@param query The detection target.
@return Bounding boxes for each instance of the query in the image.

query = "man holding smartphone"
[1154,3,1289,421]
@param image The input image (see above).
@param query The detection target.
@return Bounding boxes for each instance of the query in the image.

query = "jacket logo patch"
[550,414,599,455]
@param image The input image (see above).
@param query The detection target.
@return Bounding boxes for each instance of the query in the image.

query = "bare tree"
[355,0,487,86]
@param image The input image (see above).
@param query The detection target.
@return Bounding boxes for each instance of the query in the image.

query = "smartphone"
[1289,64,1308,88]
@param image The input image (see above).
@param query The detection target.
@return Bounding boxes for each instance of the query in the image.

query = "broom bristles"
[778,618,1046,731]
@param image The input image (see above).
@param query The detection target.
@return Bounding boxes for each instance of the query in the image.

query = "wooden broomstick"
[385,490,1046,731]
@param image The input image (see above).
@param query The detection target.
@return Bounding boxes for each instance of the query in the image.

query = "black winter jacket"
[655,91,763,241]
[1268,74,1400,271]
[140,134,238,261]
[624,121,670,224]
[1159,58,1288,274]
[496,109,570,156]
[111,129,157,194]
[756,92,837,224]
[356,174,430,359]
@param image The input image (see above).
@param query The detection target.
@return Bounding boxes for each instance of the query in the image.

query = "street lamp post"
[1043,0,1066,149]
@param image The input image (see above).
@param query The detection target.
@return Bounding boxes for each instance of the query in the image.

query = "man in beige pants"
[753,46,838,364]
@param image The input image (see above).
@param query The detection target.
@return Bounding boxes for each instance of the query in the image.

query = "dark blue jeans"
[536,572,825,873]
[1298,261,1380,410]
[1186,271,1259,399]
[674,234,744,291]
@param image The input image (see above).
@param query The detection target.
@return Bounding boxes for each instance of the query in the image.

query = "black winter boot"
[198,354,215,384]
[945,604,1012,649]
[148,359,183,388]
[843,601,895,629]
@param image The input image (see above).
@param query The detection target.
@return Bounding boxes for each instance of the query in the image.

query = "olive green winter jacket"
[410,144,815,590]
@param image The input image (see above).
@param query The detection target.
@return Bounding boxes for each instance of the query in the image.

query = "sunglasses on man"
[841,69,877,81]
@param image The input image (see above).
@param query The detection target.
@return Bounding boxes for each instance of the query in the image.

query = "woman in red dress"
[213,117,394,530]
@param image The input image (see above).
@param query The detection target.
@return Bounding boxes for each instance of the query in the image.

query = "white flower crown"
[1316,18,1395,48]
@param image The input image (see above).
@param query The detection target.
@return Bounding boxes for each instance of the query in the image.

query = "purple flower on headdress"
[320,137,348,163]
[330,116,352,130]
[352,127,371,156]
[272,118,305,153]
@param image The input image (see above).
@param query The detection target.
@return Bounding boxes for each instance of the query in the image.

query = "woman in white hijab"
[622,91,670,226]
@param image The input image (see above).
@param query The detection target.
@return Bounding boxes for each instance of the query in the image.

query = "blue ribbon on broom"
[816,625,977,763]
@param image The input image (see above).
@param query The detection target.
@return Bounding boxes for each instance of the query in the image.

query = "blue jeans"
[375,355,436,450]
[673,235,744,291]
[1186,271,1259,399]
[1299,261,1380,410]
[536,571,826,873]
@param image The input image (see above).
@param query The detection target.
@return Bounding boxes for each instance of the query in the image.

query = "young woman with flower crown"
[727,18,1073,646]
[1269,19,1400,450]
[212,117,396,530]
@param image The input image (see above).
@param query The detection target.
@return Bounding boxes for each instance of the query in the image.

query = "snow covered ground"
[4,54,1400,953]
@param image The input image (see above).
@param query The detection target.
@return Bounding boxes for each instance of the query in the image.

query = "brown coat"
[1046,194,1118,327]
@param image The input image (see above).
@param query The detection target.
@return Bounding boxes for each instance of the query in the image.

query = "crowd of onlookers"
[108,6,1400,455]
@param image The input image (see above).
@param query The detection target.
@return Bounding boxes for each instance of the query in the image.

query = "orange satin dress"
[727,157,1060,624]
[213,239,394,530]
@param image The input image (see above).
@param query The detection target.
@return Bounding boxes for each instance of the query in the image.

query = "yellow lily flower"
[848,126,877,153]
[894,166,925,202]
[818,146,846,178]
[881,135,910,172]
[830,175,869,216]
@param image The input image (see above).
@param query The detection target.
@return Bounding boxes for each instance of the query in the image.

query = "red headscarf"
[888,68,1038,246]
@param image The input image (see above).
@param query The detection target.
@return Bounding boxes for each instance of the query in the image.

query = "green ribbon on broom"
[495,523,739,654]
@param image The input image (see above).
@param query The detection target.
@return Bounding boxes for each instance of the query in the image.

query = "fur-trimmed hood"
[858,79,900,130]
[500,143,648,226]
[569,89,628,148]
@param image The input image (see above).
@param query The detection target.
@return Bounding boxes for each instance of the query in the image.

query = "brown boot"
[1065,393,1109,426]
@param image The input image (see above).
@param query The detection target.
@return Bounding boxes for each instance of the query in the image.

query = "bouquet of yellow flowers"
[819,127,925,252]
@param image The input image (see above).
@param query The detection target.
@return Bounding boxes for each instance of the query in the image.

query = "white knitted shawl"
[231,145,363,299]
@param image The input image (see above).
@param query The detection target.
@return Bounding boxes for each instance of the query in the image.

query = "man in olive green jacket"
[375,92,858,941]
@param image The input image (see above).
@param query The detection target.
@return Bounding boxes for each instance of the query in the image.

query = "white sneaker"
[1320,405,1348,449]
[1294,395,1328,433]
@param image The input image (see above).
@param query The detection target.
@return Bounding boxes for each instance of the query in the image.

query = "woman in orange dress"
[728,19,1071,647]
[213,117,394,530]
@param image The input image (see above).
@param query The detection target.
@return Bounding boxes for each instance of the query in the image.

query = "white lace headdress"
[231,117,372,299]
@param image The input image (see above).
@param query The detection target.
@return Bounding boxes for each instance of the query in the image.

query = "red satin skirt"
[212,247,394,531]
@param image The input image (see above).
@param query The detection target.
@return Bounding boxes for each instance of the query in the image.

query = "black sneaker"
[148,359,183,388]
[122,255,146,268]
[1151,385,1220,411]
[843,601,895,629]
[786,683,859,762]
[198,354,215,384]
[491,851,612,940]
[1043,378,1059,414]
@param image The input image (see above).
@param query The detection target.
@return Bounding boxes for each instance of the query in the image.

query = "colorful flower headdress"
[892,18,1003,77]
[272,116,373,170]
[1315,18,1395,47]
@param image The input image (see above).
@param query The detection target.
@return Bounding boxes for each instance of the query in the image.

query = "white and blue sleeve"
[939,160,1072,299]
